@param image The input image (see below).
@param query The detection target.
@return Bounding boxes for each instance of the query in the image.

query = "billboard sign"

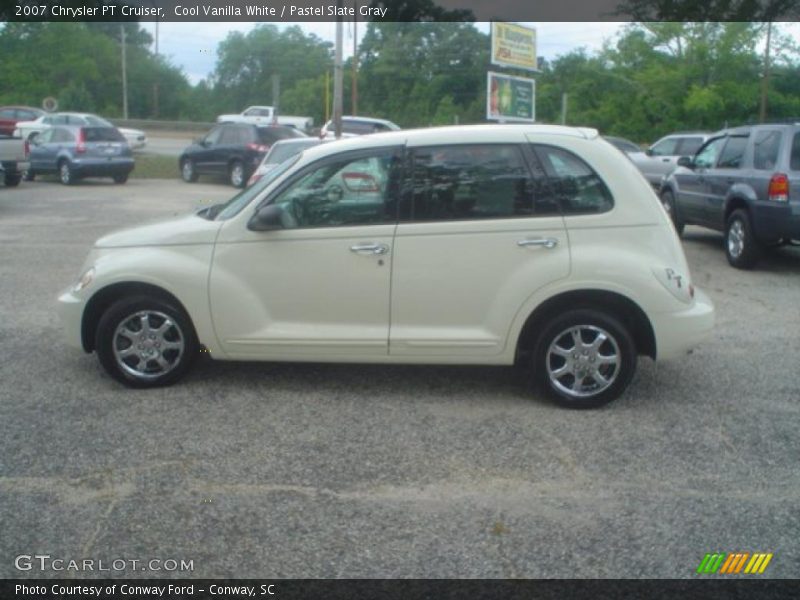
[486,71,535,122]
[491,22,537,71]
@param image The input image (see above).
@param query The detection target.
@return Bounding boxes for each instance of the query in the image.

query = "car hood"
[95,213,222,249]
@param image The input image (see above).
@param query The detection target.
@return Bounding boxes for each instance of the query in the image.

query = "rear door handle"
[517,237,558,249]
[350,243,389,255]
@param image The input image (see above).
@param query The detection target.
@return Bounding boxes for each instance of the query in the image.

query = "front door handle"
[517,237,558,249]
[350,243,389,255]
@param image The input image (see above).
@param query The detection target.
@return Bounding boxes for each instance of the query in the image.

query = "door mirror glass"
[248,203,284,231]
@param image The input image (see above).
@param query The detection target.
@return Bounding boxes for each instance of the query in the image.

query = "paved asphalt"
[1,178,798,579]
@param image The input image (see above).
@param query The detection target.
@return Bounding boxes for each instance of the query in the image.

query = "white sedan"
[14,112,146,151]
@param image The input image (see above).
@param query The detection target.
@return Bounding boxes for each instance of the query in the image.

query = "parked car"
[179,123,305,188]
[636,132,711,187]
[58,125,714,408]
[0,106,45,137]
[13,112,146,151]
[216,106,313,132]
[247,137,330,186]
[25,125,134,185]
[659,122,800,269]
[320,116,400,139]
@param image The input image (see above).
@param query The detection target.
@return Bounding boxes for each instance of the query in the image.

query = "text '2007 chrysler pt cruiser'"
[58,125,714,408]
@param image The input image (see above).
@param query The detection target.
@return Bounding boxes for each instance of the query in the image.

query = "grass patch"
[131,153,180,179]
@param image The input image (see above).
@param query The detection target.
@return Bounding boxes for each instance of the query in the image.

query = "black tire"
[58,160,75,185]
[180,158,198,183]
[95,296,199,388]
[113,173,129,184]
[725,209,761,269]
[533,309,637,409]
[23,170,35,181]
[4,172,22,187]
[229,160,246,188]
[660,189,684,236]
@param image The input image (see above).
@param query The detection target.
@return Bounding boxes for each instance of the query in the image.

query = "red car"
[0,106,45,137]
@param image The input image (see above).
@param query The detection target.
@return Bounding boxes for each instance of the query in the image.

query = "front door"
[209,146,403,359]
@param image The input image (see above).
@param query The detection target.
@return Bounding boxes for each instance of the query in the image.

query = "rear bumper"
[753,201,800,241]
[650,288,715,360]
[72,158,135,177]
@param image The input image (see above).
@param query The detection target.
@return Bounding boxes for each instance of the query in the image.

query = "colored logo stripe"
[696,553,773,574]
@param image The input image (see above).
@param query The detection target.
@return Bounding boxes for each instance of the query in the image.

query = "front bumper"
[650,287,715,360]
[57,287,86,351]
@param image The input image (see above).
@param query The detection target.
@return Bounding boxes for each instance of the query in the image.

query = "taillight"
[247,143,269,153]
[76,129,86,154]
[768,173,788,202]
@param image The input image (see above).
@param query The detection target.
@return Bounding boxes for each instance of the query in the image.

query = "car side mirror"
[645,148,654,157]
[248,203,284,231]
[677,156,693,168]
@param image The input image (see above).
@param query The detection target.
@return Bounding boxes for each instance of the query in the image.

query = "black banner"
[2,579,800,600]
[2,0,800,22]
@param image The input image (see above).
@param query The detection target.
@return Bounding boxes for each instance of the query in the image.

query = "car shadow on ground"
[681,229,800,273]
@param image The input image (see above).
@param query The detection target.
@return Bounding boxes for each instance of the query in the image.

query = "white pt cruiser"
[58,125,714,408]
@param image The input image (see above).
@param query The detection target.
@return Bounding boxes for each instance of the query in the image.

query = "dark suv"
[660,123,800,268]
[179,123,304,187]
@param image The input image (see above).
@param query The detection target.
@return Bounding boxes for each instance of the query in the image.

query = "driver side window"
[270,149,400,228]
[694,137,727,169]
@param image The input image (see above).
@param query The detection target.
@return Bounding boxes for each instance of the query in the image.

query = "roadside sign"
[42,97,58,112]
[486,71,535,122]
[491,22,537,72]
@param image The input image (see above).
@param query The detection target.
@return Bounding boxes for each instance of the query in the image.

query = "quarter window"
[534,146,613,214]
[270,149,400,228]
[753,130,782,170]
[407,144,554,221]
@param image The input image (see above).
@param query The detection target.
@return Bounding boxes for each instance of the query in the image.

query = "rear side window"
[533,145,613,214]
[791,133,800,171]
[407,144,555,221]
[717,135,748,169]
[753,130,782,170]
[83,127,125,142]
[677,136,705,156]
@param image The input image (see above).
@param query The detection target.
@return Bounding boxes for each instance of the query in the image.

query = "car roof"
[301,124,600,159]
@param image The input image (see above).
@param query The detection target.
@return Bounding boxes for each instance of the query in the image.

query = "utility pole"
[759,21,772,123]
[272,74,280,125]
[351,1,358,115]
[153,14,160,118]
[333,2,344,138]
[121,24,128,119]
[560,92,568,125]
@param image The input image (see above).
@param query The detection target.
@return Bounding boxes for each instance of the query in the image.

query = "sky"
[151,22,628,85]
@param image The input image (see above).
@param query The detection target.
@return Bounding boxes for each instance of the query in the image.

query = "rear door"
[389,141,569,358]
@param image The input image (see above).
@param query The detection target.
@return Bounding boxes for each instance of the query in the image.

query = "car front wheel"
[4,171,22,187]
[181,158,198,183]
[95,296,199,388]
[660,189,684,236]
[725,209,761,269]
[533,309,636,409]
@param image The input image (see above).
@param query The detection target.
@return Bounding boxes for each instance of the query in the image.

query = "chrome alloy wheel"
[112,310,185,380]
[546,325,621,399]
[230,162,245,187]
[728,219,745,259]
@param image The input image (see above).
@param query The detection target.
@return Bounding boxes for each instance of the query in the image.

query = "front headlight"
[73,267,95,293]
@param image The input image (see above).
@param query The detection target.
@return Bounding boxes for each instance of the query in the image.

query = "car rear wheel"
[533,309,636,409]
[725,209,761,269]
[229,160,246,188]
[113,173,129,184]
[660,189,684,236]
[181,158,198,183]
[95,296,199,388]
[59,161,74,185]
[4,171,22,187]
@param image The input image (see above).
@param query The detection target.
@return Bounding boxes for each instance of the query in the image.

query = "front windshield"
[213,154,301,220]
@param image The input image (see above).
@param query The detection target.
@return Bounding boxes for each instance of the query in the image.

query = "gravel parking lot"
[1,179,799,578]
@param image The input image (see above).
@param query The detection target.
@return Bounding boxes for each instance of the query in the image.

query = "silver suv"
[637,132,710,186]
[660,123,800,268]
